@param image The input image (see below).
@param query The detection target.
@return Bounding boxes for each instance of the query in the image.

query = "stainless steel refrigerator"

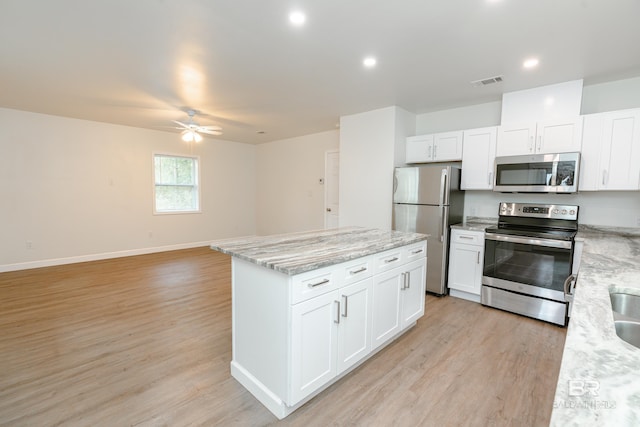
[392,165,465,295]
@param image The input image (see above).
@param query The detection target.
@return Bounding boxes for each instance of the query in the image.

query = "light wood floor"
[0,248,566,426]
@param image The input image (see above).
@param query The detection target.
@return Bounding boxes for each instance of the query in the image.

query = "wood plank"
[0,247,565,426]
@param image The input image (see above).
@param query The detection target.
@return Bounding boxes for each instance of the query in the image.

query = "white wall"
[464,191,640,228]
[0,108,256,270]
[255,130,339,235]
[582,75,640,114]
[415,101,502,135]
[339,106,405,229]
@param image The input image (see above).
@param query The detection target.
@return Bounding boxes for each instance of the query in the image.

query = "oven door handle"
[484,233,573,249]
[563,274,577,302]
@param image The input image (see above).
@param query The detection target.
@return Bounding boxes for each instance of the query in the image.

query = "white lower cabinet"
[372,258,426,350]
[336,278,373,373]
[290,276,374,404]
[230,241,426,419]
[448,229,484,303]
[290,289,340,404]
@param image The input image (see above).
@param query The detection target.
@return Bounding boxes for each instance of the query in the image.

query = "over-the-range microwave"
[493,152,580,193]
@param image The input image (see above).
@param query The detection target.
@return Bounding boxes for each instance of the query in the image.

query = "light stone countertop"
[550,225,640,426]
[450,217,497,232]
[210,227,428,275]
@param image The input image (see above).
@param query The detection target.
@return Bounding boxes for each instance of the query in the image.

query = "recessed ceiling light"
[523,58,539,69]
[363,57,377,68]
[289,11,306,26]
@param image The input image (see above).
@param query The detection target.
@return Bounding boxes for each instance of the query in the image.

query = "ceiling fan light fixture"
[181,129,202,143]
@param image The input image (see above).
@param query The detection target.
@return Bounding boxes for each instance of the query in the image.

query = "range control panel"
[499,202,578,220]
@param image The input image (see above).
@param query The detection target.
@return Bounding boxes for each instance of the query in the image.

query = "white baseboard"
[0,241,214,273]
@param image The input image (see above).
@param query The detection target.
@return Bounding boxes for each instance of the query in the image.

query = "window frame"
[152,152,202,215]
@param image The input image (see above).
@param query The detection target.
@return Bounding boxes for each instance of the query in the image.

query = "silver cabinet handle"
[400,272,406,290]
[460,236,473,240]
[385,257,399,263]
[427,145,432,159]
[334,300,341,324]
[477,251,480,264]
[529,136,534,152]
[405,272,410,289]
[342,295,348,317]
[537,135,542,151]
[411,249,423,254]
[433,144,438,159]
[308,278,330,288]
[602,170,608,186]
[350,267,367,275]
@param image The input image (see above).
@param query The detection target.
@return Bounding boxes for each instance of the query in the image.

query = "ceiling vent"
[471,75,504,87]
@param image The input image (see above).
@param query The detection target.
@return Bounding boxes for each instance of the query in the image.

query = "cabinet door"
[290,291,338,404]
[371,267,402,350]
[536,118,582,154]
[461,127,497,190]
[496,123,536,156]
[336,278,373,374]
[433,131,463,161]
[599,109,640,190]
[400,259,426,328]
[406,135,434,163]
[578,113,603,191]
[448,242,483,295]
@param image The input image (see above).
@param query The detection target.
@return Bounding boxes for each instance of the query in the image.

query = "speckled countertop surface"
[450,217,497,232]
[210,227,427,275]
[550,225,640,426]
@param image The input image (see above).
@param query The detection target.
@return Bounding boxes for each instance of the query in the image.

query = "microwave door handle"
[550,160,558,186]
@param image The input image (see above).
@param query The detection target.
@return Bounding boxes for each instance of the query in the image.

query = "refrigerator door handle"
[439,169,447,206]
[440,206,446,242]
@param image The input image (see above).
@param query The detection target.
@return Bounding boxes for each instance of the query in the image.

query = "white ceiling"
[2,0,640,144]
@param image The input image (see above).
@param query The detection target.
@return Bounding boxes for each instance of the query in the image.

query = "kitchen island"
[210,227,428,419]
[550,225,640,426]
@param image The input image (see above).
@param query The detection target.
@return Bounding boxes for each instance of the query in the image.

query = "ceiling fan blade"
[199,129,223,136]
[199,125,223,131]
[172,120,190,129]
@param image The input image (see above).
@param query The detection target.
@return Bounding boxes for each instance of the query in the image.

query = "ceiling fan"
[173,109,223,142]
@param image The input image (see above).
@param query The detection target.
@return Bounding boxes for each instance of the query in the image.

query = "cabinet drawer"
[405,241,427,261]
[292,268,339,304]
[451,229,484,245]
[339,257,373,287]
[374,249,404,273]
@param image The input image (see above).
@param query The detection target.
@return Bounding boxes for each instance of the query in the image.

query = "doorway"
[324,150,339,228]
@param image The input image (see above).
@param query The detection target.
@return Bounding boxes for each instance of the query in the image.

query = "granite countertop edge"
[210,227,428,275]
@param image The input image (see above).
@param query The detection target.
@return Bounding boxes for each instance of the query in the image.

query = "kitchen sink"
[610,292,640,319]
[610,292,640,349]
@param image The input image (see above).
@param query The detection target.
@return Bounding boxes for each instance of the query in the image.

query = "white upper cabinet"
[496,118,583,156]
[461,126,498,190]
[406,131,463,163]
[579,109,640,191]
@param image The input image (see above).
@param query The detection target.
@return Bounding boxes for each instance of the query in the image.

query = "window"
[153,154,200,213]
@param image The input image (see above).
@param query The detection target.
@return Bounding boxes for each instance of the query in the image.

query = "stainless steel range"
[482,202,579,326]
